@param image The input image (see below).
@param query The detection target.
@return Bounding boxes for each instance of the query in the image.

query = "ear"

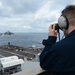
[58,15,69,30]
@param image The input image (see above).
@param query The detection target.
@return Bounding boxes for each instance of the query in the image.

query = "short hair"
[62,5,75,25]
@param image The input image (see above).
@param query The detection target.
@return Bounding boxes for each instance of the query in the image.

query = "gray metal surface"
[12,61,44,75]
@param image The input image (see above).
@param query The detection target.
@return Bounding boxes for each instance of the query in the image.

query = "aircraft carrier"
[0,44,42,60]
[0,44,43,75]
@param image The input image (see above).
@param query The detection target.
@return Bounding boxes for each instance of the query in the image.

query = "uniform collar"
[66,30,75,38]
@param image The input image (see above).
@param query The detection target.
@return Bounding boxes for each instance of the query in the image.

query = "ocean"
[0,33,48,48]
[0,33,64,48]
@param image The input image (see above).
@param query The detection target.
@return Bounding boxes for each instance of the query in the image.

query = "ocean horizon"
[0,33,64,48]
[0,33,48,48]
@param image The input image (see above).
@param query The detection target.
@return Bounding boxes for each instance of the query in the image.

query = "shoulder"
[51,38,68,51]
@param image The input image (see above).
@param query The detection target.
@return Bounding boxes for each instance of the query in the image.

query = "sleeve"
[39,36,58,70]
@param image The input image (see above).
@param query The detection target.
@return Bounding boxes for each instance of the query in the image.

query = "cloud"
[0,0,75,32]
[1,0,46,15]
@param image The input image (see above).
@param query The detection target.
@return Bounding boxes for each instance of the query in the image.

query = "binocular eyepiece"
[52,24,61,31]
[52,24,61,32]
[55,24,61,30]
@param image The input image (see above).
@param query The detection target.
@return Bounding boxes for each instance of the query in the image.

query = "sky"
[0,0,75,33]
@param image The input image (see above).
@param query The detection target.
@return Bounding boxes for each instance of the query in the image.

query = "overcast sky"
[0,0,75,33]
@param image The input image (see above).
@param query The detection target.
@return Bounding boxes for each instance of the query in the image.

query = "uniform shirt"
[39,30,75,73]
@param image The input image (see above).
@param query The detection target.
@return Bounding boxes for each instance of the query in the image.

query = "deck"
[12,61,45,75]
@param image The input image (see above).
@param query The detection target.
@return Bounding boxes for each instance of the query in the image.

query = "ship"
[4,31,13,35]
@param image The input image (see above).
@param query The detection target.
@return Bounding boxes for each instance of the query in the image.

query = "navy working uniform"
[39,30,75,73]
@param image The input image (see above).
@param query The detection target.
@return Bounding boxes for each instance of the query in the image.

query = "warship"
[0,44,43,75]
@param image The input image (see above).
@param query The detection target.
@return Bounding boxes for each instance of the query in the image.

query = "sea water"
[0,33,64,48]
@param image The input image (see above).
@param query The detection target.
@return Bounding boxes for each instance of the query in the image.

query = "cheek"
[64,30,68,36]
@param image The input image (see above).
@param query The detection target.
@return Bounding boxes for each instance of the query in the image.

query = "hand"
[48,24,57,37]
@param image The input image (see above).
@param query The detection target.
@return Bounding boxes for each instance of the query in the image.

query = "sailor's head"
[58,5,75,36]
